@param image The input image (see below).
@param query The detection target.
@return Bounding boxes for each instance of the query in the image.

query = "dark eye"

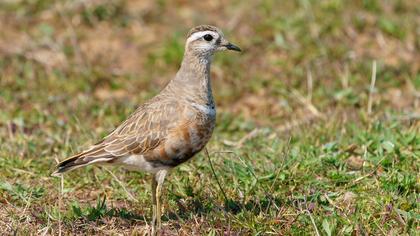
[203,34,213,41]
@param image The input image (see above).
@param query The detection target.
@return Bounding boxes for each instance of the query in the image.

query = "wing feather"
[55,99,182,174]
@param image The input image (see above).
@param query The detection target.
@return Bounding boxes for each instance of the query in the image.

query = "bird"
[52,25,241,235]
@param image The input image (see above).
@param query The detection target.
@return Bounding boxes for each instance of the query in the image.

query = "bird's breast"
[145,105,216,168]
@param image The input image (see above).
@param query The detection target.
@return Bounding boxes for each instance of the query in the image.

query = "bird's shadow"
[164,193,283,221]
[108,207,146,222]
[68,196,147,223]
[72,193,282,224]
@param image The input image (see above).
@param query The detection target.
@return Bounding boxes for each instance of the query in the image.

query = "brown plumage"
[52,25,240,235]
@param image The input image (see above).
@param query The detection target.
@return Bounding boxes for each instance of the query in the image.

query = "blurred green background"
[0,0,419,235]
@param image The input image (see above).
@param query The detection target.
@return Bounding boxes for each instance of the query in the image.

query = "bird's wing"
[93,99,180,157]
[54,99,181,173]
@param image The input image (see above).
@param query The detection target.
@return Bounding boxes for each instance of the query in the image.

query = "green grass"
[0,0,419,235]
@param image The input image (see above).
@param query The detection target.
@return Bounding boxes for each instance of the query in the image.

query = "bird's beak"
[224,42,241,52]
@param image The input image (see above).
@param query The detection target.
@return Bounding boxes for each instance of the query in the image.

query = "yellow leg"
[151,177,158,236]
[156,181,162,229]
[150,170,167,236]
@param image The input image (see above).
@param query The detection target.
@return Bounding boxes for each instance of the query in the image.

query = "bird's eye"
[203,34,213,41]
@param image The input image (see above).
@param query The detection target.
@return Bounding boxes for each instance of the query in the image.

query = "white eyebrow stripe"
[191,103,216,116]
[186,31,218,44]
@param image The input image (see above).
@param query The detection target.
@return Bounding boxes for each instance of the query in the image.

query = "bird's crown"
[187,25,222,38]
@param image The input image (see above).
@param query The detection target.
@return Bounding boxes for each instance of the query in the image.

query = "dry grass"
[0,0,419,235]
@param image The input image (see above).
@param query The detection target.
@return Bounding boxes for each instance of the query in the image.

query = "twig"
[223,128,261,147]
[351,172,374,185]
[104,168,138,202]
[291,89,324,119]
[11,167,36,176]
[340,63,349,89]
[208,150,236,156]
[307,66,313,102]
[204,148,228,203]
[323,193,343,212]
[349,156,385,186]
[18,190,34,227]
[373,220,387,235]
[394,209,407,226]
[39,214,51,236]
[367,61,377,115]
[305,210,320,236]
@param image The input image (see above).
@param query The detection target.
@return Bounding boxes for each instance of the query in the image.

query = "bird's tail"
[51,148,114,177]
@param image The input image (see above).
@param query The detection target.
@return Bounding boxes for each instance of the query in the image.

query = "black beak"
[225,43,241,52]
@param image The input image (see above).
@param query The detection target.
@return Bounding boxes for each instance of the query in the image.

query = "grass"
[0,0,419,235]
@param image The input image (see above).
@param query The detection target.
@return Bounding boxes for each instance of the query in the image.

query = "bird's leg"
[151,170,168,235]
[151,176,158,236]
[156,170,167,230]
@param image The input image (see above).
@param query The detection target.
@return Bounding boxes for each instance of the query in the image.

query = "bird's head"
[185,25,241,57]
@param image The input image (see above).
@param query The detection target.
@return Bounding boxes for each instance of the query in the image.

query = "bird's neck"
[169,52,214,105]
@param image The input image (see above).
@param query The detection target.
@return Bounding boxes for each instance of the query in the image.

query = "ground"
[0,0,419,235]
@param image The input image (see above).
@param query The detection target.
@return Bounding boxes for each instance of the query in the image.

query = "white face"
[186,30,225,55]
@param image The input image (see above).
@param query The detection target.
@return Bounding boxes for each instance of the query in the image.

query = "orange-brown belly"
[146,117,215,167]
